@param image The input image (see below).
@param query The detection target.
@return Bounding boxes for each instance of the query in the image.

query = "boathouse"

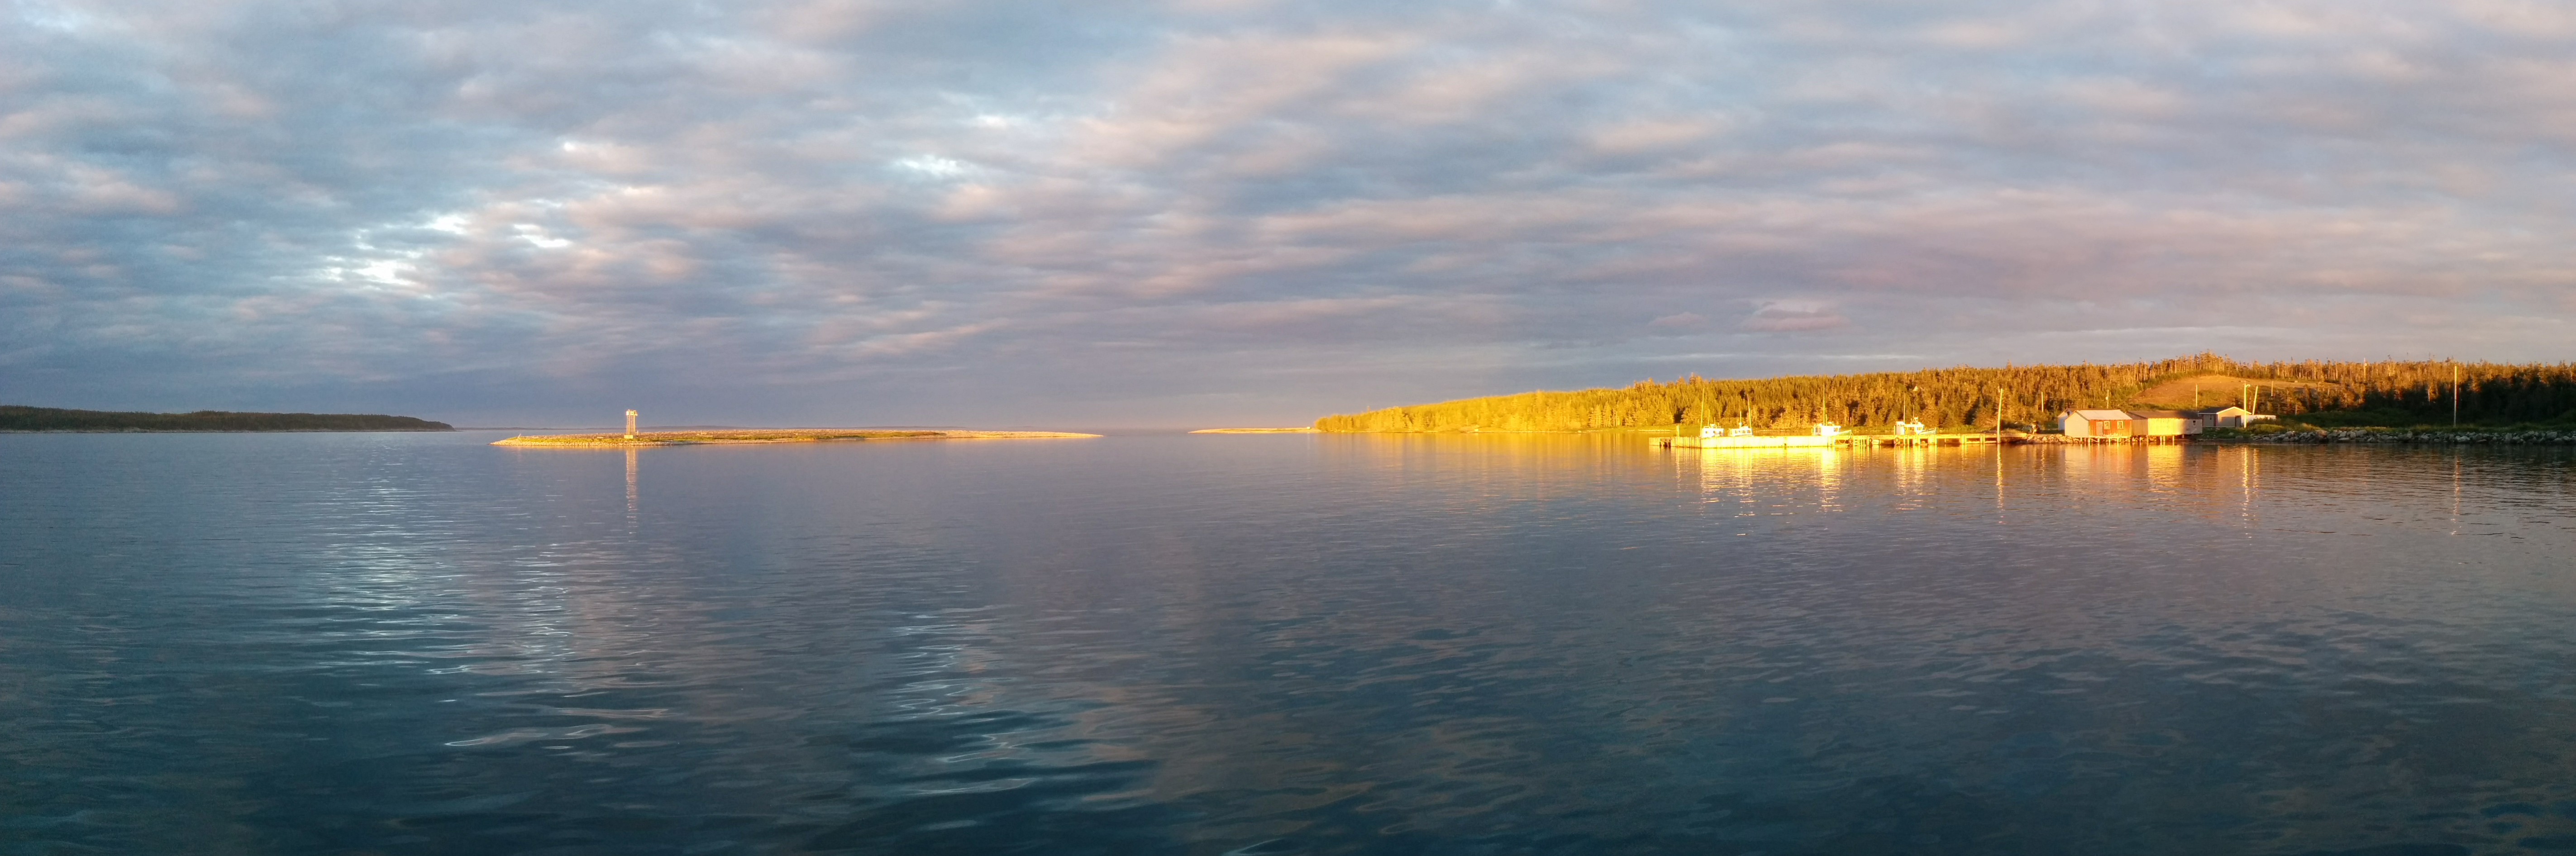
[2126,410,2203,436]
[2059,409,2199,438]
[2061,409,2135,438]
[2194,406,2275,428]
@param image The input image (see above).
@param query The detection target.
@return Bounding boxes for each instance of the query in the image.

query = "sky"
[5,0,2574,428]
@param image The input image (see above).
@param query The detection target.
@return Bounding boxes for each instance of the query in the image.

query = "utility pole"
[2452,363,2460,427]
[625,409,638,440]
[1996,386,2006,435]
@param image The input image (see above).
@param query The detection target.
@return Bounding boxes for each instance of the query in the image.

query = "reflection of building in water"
[1688,447,1843,513]
[1813,447,1842,511]
[2056,442,2185,493]
[1889,446,1932,511]
[2145,444,2183,493]
[2053,443,2291,530]
[2059,444,2129,481]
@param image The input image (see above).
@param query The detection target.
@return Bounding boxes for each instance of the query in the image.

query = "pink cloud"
[1743,301,1850,332]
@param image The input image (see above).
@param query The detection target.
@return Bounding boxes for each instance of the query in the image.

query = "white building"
[2194,406,2276,428]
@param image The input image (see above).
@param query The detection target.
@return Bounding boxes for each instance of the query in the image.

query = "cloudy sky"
[5,0,2573,428]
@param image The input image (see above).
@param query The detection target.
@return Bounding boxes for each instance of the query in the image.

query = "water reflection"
[1889,446,1932,510]
[1685,446,1849,518]
[2144,442,2183,494]
[4,433,2576,854]
[1993,445,2008,521]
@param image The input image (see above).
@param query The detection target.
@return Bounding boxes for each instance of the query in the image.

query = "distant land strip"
[492,429,1100,447]
[1,404,453,432]
[1313,355,2576,433]
[1189,427,1320,434]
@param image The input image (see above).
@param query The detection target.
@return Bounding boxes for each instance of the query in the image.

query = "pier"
[1650,433,2223,449]
[1653,433,2018,449]
[1655,435,1835,449]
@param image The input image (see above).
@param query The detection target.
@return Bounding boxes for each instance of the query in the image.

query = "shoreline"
[492,429,1101,447]
[1309,427,2576,446]
[1,428,456,433]
[2204,428,2576,445]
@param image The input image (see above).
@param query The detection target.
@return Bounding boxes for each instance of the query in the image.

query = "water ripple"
[3,434,2574,853]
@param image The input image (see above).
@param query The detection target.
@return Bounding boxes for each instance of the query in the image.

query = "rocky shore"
[2209,428,2576,445]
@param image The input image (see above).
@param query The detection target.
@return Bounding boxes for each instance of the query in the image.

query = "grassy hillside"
[0,405,453,432]
[1314,355,2576,433]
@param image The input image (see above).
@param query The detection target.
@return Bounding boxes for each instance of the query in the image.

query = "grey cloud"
[4,0,2572,427]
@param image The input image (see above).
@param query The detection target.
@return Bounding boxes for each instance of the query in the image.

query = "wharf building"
[2058,407,2275,439]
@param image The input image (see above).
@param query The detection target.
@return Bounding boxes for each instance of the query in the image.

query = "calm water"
[5,433,2576,855]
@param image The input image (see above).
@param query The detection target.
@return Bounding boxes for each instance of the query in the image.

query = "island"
[492,429,1100,447]
[1188,427,1320,434]
[1,405,453,432]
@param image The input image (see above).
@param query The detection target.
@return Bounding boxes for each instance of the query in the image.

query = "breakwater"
[2213,428,2576,445]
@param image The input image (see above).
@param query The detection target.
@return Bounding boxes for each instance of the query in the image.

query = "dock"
[1656,435,1836,449]
[1652,433,2018,449]
[1842,433,2015,447]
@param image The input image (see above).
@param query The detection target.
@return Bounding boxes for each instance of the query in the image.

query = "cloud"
[1742,301,1849,332]
[3,0,2574,426]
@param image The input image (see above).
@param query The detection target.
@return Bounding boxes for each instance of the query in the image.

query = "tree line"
[1312,355,2576,433]
[0,405,453,432]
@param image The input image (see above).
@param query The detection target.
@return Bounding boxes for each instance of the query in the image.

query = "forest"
[0,405,453,432]
[1313,355,2576,433]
